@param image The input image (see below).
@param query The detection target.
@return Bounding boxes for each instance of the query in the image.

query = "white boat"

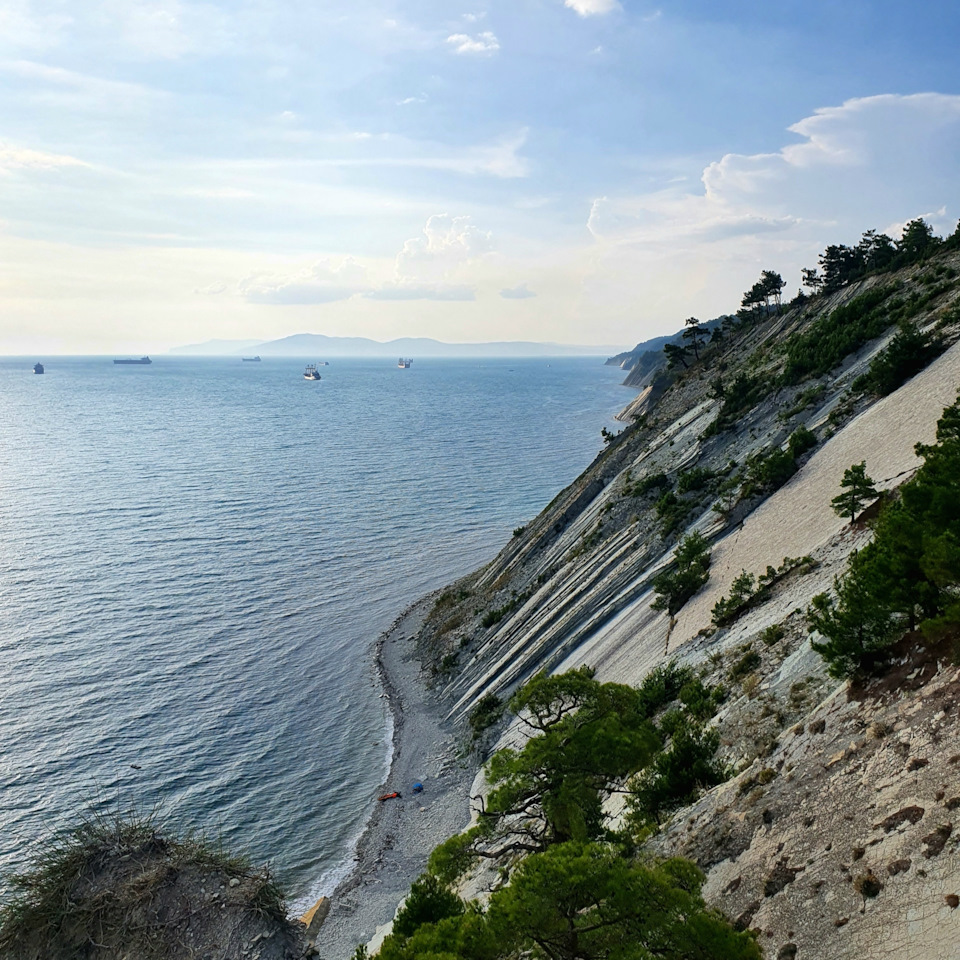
[304,364,322,380]
[398,358,413,368]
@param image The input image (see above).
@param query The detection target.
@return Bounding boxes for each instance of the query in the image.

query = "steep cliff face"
[417,256,960,724]
[410,252,960,957]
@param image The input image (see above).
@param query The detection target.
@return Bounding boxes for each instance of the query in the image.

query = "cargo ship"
[113,357,152,365]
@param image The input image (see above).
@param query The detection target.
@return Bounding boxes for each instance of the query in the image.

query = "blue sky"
[2,0,960,353]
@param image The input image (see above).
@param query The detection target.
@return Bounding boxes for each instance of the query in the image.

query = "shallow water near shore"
[0,355,627,901]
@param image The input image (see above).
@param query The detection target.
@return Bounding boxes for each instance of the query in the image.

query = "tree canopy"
[810,393,960,676]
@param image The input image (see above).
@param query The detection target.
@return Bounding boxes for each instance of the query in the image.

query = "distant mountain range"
[169,334,626,358]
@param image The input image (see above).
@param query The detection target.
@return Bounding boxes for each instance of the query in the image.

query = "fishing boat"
[33,362,44,374]
[397,358,413,368]
[304,364,322,380]
[114,356,152,365]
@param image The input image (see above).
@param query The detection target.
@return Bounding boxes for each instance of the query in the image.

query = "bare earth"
[318,597,476,960]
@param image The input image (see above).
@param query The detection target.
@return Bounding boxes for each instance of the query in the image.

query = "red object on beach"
[378,792,402,802]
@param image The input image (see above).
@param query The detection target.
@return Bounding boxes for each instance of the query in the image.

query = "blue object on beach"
[412,782,424,793]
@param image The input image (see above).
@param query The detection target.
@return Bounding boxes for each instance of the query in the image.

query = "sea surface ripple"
[0,355,627,901]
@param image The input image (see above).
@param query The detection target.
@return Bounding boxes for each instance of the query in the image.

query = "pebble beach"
[318,597,477,959]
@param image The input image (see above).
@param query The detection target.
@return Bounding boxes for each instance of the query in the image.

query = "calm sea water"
[0,355,628,905]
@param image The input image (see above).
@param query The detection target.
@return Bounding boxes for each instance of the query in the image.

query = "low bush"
[391,874,465,939]
[651,532,711,616]
[851,321,945,397]
[468,693,504,740]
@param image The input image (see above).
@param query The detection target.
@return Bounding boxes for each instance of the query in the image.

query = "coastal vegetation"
[809,393,960,677]
[650,532,712,616]
[368,665,750,960]
[0,811,299,960]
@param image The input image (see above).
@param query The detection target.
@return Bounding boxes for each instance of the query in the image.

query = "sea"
[0,354,629,909]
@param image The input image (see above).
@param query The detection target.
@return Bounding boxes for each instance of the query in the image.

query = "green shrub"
[677,467,717,494]
[781,286,896,384]
[651,532,712,616]
[628,718,728,825]
[727,645,761,682]
[392,873,465,939]
[760,624,785,646]
[852,321,946,397]
[654,491,693,534]
[468,693,504,740]
[787,424,817,458]
[706,372,773,435]
[711,570,757,626]
[635,662,695,719]
[633,471,670,496]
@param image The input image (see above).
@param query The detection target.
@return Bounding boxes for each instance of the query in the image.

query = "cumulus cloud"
[564,0,620,16]
[396,213,493,282]
[500,283,536,299]
[589,94,960,247]
[234,214,493,305]
[446,31,499,55]
[582,93,960,328]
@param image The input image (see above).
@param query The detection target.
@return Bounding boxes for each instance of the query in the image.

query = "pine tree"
[831,461,879,522]
[808,551,898,678]
[681,317,706,361]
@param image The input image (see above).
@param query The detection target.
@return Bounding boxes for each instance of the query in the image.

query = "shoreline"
[317,595,477,960]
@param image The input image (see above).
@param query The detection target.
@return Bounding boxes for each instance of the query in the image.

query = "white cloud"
[564,0,620,16]
[0,2,72,51]
[0,58,160,106]
[0,141,88,172]
[500,283,536,299]
[94,0,234,61]
[396,214,493,283]
[590,94,960,247]
[366,283,475,301]
[237,258,371,305]
[581,93,960,329]
[446,31,499,55]
[233,214,493,305]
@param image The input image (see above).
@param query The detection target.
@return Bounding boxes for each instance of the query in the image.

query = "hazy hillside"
[171,334,624,358]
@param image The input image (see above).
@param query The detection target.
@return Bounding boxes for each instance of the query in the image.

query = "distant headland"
[168,334,626,358]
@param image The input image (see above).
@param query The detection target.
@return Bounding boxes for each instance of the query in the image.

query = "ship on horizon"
[304,363,322,381]
[114,356,152,365]
[242,356,261,362]
[397,358,413,368]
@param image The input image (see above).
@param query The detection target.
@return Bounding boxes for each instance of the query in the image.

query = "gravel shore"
[318,596,477,960]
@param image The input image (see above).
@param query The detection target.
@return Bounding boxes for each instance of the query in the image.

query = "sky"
[2,0,960,354]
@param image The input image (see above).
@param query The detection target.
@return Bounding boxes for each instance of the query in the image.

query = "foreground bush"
[382,842,760,960]
[0,812,298,960]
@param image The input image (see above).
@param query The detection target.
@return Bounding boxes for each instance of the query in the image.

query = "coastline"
[317,595,477,960]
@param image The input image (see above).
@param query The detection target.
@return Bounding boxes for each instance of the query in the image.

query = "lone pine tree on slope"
[831,461,879,523]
